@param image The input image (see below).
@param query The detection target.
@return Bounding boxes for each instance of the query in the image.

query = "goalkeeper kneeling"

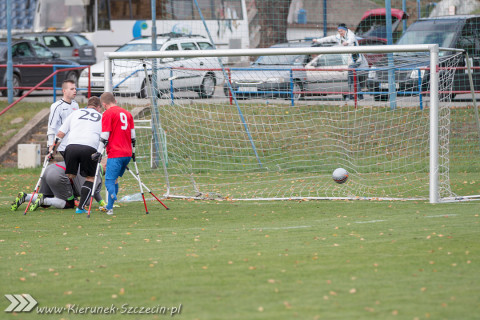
[11,161,106,212]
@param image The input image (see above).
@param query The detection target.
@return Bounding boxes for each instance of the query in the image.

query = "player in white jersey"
[53,96,104,214]
[47,79,79,157]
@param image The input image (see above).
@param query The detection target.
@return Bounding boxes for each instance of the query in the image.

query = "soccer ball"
[332,168,348,184]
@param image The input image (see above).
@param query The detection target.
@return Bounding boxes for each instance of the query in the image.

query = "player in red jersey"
[92,92,135,215]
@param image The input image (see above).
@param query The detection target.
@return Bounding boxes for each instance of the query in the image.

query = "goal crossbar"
[104,45,460,60]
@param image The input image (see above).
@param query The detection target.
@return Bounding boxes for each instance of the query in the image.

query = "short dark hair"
[87,96,101,108]
[62,79,76,89]
[100,92,116,105]
[337,23,348,30]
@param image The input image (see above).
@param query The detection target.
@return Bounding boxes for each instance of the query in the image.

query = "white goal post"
[103,44,477,203]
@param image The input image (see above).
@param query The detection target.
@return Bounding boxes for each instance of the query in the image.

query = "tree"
[256,0,293,48]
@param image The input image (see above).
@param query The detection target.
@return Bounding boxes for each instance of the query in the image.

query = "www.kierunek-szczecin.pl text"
[35,303,182,316]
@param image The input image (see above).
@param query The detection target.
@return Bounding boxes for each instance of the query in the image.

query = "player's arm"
[313,35,335,44]
[49,131,66,153]
[49,113,71,153]
[131,128,137,160]
[47,105,59,148]
[92,132,110,161]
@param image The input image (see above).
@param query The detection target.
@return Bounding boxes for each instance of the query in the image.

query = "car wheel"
[223,87,230,98]
[2,74,22,97]
[66,71,79,85]
[12,74,23,97]
[198,74,216,98]
[137,79,147,98]
[293,81,303,100]
[285,81,303,100]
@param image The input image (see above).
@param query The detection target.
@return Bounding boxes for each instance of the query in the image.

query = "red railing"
[0,65,89,117]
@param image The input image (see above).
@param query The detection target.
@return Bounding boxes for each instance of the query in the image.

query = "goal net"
[104,45,479,203]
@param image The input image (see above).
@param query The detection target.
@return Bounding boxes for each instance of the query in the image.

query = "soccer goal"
[104,44,480,203]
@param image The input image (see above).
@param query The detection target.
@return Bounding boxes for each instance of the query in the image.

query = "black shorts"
[64,144,98,177]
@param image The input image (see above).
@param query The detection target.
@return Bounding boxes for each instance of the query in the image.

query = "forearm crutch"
[24,153,51,215]
[126,166,169,210]
[131,150,150,214]
[87,159,102,218]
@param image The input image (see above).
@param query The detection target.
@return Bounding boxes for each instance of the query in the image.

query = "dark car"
[0,38,81,96]
[223,41,315,99]
[15,32,96,65]
[366,15,480,101]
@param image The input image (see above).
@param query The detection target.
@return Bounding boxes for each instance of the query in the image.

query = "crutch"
[87,159,102,218]
[131,145,150,214]
[24,152,52,214]
[126,166,169,210]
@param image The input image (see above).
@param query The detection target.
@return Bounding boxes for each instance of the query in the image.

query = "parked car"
[15,32,96,65]
[304,53,368,99]
[367,15,480,101]
[355,8,409,45]
[223,41,314,99]
[0,38,81,97]
[78,33,223,98]
[354,8,409,66]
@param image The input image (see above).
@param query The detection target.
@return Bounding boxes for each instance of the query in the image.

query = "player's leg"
[64,145,86,212]
[76,146,98,213]
[29,193,45,211]
[104,177,116,213]
[43,197,66,208]
[104,157,131,214]
[29,169,56,211]
[11,191,27,211]
[43,167,75,209]
[348,61,363,100]
[31,195,73,210]
[78,179,94,213]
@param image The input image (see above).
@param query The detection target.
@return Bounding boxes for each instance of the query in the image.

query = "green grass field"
[0,169,479,320]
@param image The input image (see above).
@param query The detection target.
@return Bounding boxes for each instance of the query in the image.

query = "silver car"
[79,35,223,98]
[304,53,368,99]
[223,42,313,100]
[15,32,96,65]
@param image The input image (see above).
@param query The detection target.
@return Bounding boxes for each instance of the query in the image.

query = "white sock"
[25,194,36,202]
[43,197,66,209]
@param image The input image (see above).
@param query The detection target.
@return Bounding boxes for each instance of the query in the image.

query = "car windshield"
[116,43,154,52]
[396,28,457,57]
[356,15,399,39]
[397,30,456,48]
[254,54,307,66]
[74,35,93,46]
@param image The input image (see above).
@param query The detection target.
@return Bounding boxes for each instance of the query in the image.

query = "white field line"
[424,214,458,218]
[250,225,311,230]
[354,220,386,224]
